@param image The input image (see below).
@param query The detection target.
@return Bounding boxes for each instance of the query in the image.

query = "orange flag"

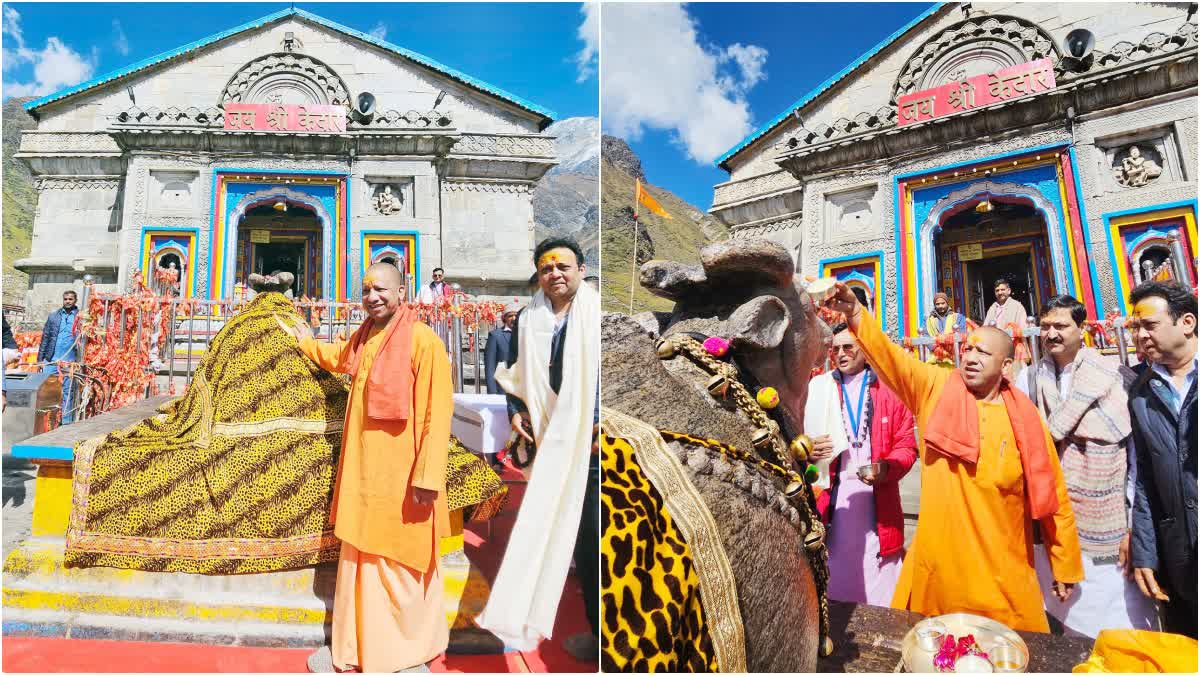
[635,179,671,219]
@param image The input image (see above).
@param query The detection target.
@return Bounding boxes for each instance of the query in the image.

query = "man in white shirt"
[983,278,1027,329]
[417,267,449,304]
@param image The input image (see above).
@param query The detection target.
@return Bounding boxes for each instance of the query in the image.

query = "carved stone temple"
[710,2,1198,334]
[15,7,558,316]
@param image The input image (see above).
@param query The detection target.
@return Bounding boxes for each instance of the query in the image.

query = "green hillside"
[600,153,728,314]
[3,96,37,305]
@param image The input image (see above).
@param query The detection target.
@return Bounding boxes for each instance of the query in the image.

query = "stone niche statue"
[372,184,405,216]
[1115,145,1163,187]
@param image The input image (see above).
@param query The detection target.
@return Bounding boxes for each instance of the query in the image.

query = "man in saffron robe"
[282,262,452,673]
[926,292,970,366]
[824,281,1084,633]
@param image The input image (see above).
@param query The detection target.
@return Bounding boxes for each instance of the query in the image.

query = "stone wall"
[17,13,557,317]
[723,2,1193,182]
[30,17,543,136]
[1072,93,1199,314]
[712,2,1197,335]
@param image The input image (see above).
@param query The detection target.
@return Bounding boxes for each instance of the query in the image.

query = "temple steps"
[2,536,503,651]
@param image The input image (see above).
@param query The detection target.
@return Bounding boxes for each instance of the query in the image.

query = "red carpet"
[2,462,597,673]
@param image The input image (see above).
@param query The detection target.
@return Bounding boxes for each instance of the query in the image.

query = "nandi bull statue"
[601,238,833,672]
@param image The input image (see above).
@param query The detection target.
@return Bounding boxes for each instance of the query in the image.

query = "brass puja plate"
[901,613,1028,673]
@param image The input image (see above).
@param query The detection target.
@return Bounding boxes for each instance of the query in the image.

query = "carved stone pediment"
[221,52,351,107]
[892,15,1059,103]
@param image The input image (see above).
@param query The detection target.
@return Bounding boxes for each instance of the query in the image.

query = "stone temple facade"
[710,2,1198,337]
[15,8,558,318]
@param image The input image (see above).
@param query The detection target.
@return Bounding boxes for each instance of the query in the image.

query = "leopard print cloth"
[65,292,505,573]
[601,431,718,672]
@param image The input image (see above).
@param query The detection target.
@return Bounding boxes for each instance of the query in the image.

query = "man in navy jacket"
[1127,281,1197,638]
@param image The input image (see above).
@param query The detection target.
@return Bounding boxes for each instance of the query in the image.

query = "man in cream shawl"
[477,237,601,661]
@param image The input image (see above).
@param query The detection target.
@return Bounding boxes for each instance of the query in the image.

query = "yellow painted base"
[5,534,490,631]
[440,508,465,557]
[31,463,73,537]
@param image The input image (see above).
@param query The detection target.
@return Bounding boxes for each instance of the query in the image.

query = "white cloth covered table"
[451,393,509,455]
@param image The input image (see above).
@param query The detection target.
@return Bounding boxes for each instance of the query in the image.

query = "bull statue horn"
[700,238,794,289]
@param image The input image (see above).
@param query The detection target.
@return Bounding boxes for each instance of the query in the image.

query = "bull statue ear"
[728,295,791,351]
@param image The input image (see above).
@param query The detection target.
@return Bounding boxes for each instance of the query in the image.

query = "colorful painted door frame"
[1102,200,1198,314]
[893,142,1099,336]
[208,169,349,300]
[819,251,886,330]
[139,227,200,297]
[360,230,421,288]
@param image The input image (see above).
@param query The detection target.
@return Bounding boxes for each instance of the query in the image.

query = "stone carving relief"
[892,16,1058,102]
[713,171,800,208]
[776,107,897,154]
[368,180,413,216]
[453,134,554,158]
[18,132,121,153]
[150,170,198,212]
[731,215,802,240]
[442,180,532,194]
[1113,145,1164,188]
[823,185,878,244]
[1095,22,1197,69]
[221,53,351,107]
[1097,127,1182,192]
[34,176,122,191]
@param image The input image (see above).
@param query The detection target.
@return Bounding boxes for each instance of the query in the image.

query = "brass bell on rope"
[707,373,730,397]
[819,636,834,658]
[785,481,804,498]
[790,434,813,463]
[751,427,773,451]
[655,338,676,359]
[804,528,825,552]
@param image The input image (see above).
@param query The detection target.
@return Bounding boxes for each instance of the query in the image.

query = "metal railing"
[82,291,498,403]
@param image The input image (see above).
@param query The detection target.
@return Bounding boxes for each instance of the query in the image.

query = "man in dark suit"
[484,303,520,395]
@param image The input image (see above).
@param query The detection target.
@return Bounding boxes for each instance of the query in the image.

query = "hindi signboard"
[958,243,984,261]
[223,103,347,133]
[250,230,271,244]
[896,58,1056,127]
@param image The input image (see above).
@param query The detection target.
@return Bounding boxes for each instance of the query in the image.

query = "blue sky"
[2,2,598,120]
[602,2,935,209]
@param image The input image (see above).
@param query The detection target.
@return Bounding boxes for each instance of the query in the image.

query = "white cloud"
[112,19,130,56]
[574,3,599,83]
[368,21,387,41]
[2,7,96,97]
[601,3,768,165]
[723,43,768,92]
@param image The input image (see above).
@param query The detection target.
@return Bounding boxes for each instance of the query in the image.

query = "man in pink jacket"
[805,323,918,606]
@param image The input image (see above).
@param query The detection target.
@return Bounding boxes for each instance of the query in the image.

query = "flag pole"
[629,181,641,314]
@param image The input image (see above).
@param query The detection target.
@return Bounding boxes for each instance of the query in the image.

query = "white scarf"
[802,371,848,489]
[477,282,600,650]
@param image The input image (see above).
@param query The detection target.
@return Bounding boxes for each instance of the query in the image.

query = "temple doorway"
[236,201,323,298]
[934,197,1055,324]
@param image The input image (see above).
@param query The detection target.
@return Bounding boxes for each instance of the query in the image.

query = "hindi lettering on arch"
[223,103,347,133]
[896,58,1055,127]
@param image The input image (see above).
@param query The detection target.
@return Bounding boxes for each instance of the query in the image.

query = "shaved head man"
[961,326,1015,396]
[284,258,453,673]
[361,261,404,323]
[822,281,1082,633]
